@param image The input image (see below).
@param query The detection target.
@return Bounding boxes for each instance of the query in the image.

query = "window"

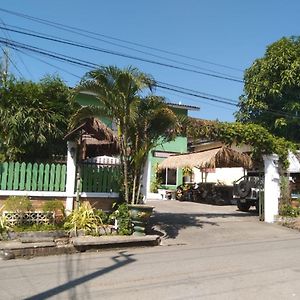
[159,168,177,185]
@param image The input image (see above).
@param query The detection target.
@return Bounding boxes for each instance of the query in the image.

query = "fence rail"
[0,162,67,192]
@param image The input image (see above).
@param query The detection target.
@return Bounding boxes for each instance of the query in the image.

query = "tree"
[128,95,184,204]
[73,66,155,203]
[236,37,300,142]
[73,66,185,204]
[0,75,75,161]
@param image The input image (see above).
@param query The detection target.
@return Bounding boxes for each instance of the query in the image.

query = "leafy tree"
[0,75,75,161]
[236,37,300,142]
[73,65,185,203]
[187,119,295,168]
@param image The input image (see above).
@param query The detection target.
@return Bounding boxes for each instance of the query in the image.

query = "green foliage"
[42,200,65,218]
[236,37,300,143]
[0,215,10,239]
[3,196,33,213]
[280,176,291,206]
[188,119,295,168]
[0,75,76,161]
[109,202,132,235]
[73,66,186,204]
[64,202,106,236]
[280,204,300,217]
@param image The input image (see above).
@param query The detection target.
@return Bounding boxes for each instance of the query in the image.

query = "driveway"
[148,199,297,246]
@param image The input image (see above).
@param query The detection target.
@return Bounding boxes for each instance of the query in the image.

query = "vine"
[187,119,296,169]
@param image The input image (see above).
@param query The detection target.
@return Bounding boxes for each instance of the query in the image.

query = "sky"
[0,0,299,121]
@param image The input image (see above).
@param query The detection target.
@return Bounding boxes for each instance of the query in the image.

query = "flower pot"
[128,204,154,236]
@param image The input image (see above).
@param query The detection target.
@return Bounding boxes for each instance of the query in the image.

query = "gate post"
[65,141,77,214]
[263,154,280,223]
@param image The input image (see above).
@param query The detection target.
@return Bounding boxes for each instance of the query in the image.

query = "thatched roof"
[64,118,119,157]
[158,146,253,170]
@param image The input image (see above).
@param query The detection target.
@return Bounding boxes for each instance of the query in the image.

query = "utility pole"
[0,47,9,87]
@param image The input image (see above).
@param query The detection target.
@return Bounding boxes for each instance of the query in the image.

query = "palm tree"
[73,66,155,203]
[128,95,186,204]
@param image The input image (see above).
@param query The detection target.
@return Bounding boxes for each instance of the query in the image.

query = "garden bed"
[276,216,300,231]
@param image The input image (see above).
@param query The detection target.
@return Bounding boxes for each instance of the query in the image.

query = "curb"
[0,235,161,259]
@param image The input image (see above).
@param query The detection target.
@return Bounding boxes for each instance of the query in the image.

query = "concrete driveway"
[148,199,297,246]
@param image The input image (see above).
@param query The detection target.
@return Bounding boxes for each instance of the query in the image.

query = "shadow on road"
[25,251,136,300]
[149,210,257,239]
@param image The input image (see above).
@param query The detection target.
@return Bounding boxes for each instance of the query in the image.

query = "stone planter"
[128,204,154,236]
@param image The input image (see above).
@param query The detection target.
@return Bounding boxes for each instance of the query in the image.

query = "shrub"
[2,196,33,213]
[42,199,66,224]
[64,202,106,236]
[0,215,10,239]
[109,203,132,235]
[280,204,300,217]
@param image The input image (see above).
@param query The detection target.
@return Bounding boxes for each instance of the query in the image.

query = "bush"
[2,196,33,213]
[0,215,10,239]
[109,203,132,235]
[64,202,107,236]
[280,204,300,217]
[42,199,66,224]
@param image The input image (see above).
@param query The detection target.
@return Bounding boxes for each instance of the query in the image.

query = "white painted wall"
[193,167,244,186]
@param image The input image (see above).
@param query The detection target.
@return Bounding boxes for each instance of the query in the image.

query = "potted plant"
[182,166,193,183]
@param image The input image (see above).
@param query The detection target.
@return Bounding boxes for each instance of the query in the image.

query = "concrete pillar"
[263,154,280,223]
[141,159,151,203]
[65,141,77,214]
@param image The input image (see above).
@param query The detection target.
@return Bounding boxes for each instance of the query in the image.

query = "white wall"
[193,167,244,185]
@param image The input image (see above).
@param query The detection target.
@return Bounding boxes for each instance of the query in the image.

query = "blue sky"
[0,0,299,121]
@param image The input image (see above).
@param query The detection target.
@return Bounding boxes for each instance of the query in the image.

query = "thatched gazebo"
[158,146,253,170]
[64,118,119,160]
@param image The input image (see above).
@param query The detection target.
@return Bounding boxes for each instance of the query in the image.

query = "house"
[75,92,199,201]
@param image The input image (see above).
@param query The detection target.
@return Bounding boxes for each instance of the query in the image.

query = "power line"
[0,18,33,79]
[0,27,243,83]
[2,22,243,81]
[1,37,299,121]
[0,7,243,73]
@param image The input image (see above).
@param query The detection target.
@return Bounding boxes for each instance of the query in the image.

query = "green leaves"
[0,75,74,161]
[236,37,300,143]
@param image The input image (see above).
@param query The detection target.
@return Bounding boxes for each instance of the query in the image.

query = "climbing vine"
[187,119,296,169]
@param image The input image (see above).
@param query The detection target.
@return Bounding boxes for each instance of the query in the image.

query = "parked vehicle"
[233,171,264,212]
[176,182,232,205]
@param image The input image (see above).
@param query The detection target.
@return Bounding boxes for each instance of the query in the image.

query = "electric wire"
[1,37,299,121]
[0,7,243,73]
[1,22,243,81]
[0,27,243,83]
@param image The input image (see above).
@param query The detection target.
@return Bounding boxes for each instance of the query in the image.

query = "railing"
[0,162,67,192]
[80,163,120,193]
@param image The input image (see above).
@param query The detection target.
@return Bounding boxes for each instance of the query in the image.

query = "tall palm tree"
[128,95,186,204]
[72,66,155,203]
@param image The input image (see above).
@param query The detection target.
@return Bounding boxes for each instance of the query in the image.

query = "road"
[1,200,300,300]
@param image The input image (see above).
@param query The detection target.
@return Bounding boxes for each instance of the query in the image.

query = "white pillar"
[263,154,280,223]
[141,159,151,203]
[65,141,77,214]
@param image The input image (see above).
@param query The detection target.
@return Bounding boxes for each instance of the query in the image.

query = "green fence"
[0,162,67,192]
[80,163,120,193]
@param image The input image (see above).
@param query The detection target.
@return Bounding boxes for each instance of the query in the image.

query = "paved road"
[1,200,300,300]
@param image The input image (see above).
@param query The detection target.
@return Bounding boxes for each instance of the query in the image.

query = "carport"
[158,146,253,205]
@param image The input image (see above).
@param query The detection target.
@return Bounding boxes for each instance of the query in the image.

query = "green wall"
[149,136,187,190]
[75,93,112,127]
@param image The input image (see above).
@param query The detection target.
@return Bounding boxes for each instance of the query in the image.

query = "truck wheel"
[237,200,251,212]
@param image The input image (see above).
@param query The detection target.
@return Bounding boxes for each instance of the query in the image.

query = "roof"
[158,146,253,170]
[64,118,119,156]
[165,102,200,111]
